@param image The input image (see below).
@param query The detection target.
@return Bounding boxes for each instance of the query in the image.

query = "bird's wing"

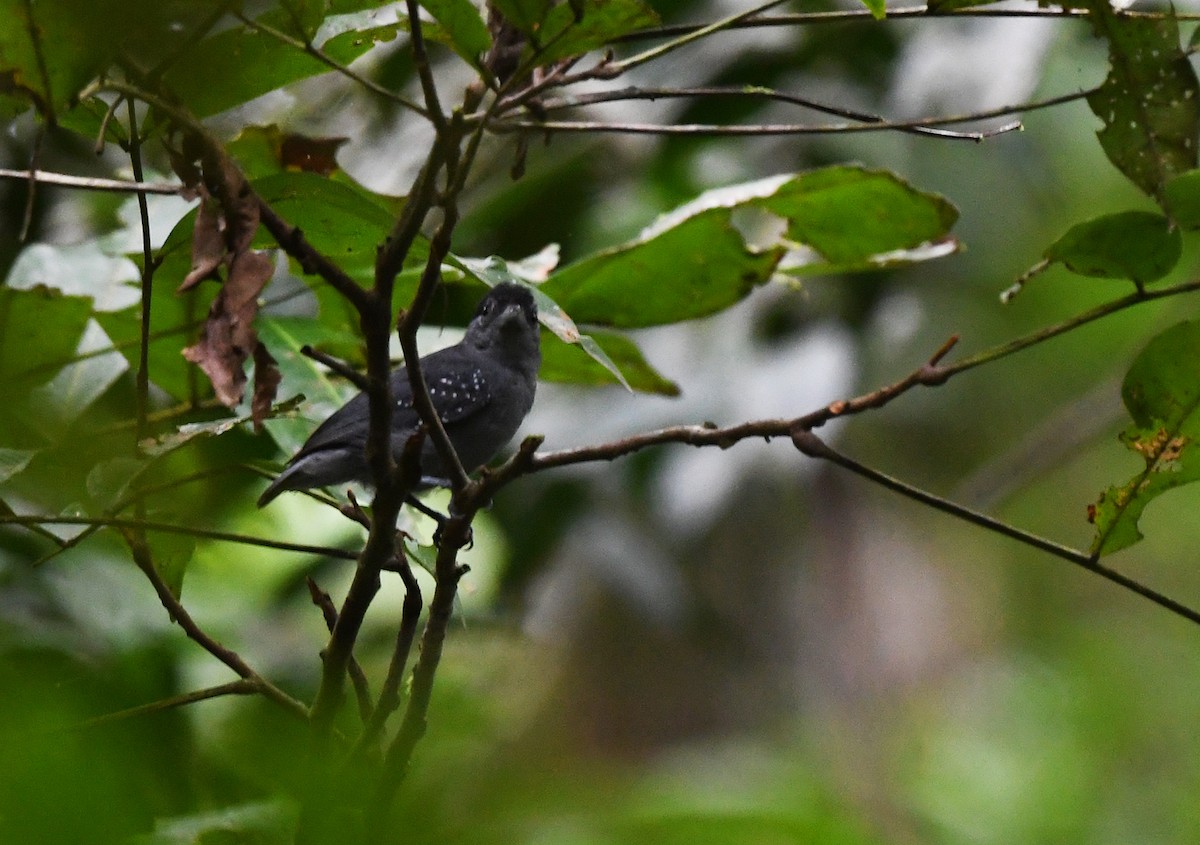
[289,355,491,464]
[424,365,493,424]
[290,391,372,461]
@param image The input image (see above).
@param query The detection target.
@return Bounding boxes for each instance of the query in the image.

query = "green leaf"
[147,531,197,600]
[1085,7,1200,202]
[162,9,398,118]
[0,285,93,395]
[1090,321,1200,555]
[140,394,305,458]
[541,166,957,328]
[856,0,887,20]
[1163,169,1200,228]
[94,265,201,402]
[252,170,403,287]
[1043,210,1181,284]
[782,238,960,277]
[537,0,660,63]
[540,328,678,395]
[0,0,173,120]
[0,448,36,484]
[542,208,783,327]
[759,166,959,265]
[492,0,554,33]
[420,0,491,63]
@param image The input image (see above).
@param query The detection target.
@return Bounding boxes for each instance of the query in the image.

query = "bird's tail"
[256,467,294,508]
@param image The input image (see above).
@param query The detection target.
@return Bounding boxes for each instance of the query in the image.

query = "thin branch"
[127,98,156,444]
[69,680,259,730]
[351,556,423,757]
[533,84,990,140]
[611,0,794,74]
[0,514,358,561]
[942,279,1200,377]
[19,124,45,240]
[404,0,447,134]
[612,5,1200,42]
[0,167,182,194]
[491,115,1022,138]
[232,10,428,117]
[531,84,1101,138]
[307,577,374,725]
[791,430,1200,627]
[301,344,370,391]
[121,530,310,720]
[371,512,472,820]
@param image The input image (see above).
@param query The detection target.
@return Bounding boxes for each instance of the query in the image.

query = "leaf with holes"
[1086,7,1200,202]
[1090,321,1200,555]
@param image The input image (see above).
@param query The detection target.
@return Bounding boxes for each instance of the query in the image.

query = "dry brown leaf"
[178,192,225,292]
[251,341,282,432]
[280,133,348,176]
[181,248,274,408]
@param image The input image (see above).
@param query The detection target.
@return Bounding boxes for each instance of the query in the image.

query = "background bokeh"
[2,2,1199,842]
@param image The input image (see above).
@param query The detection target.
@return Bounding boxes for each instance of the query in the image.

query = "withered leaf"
[280,133,348,176]
[178,193,225,292]
[182,248,274,408]
[251,341,281,432]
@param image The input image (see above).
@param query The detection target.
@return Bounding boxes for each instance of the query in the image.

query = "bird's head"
[464,282,541,370]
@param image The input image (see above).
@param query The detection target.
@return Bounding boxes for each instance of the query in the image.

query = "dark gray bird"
[257,283,540,508]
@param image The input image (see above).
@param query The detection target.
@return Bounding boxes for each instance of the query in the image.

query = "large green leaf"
[542,207,783,328]
[252,171,400,287]
[420,0,492,63]
[162,8,399,118]
[1163,169,1200,228]
[539,327,678,395]
[0,285,93,395]
[1043,210,1181,285]
[537,0,659,63]
[1085,5,1200,202]
[0,0,175,120]
[761,166,958,265]
[1090,321,1200,555]
[541,166,957,328]
[491,0,554,33]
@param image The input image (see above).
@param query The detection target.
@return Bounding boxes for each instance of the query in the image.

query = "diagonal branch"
[791,429,1200,627]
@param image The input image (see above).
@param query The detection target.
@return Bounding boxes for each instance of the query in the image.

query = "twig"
[307,577,374,725]
[351,557,423,756]
[790,430,1200,627]
[612,5,1199,42]
[121,530,310,720]
[531,84,1099,137]
[404,0,447,134]
[68,680,260,730]
[611,0,794,74]
[370,510,471,820]
[18,124,44,241]
[127,98,156,444]
[301,344,370,391]
[0,167,182,194]
[491,116,1021,137]
[0,514,358,560]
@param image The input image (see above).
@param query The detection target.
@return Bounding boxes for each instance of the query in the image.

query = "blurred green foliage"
[2,0,1200,843]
